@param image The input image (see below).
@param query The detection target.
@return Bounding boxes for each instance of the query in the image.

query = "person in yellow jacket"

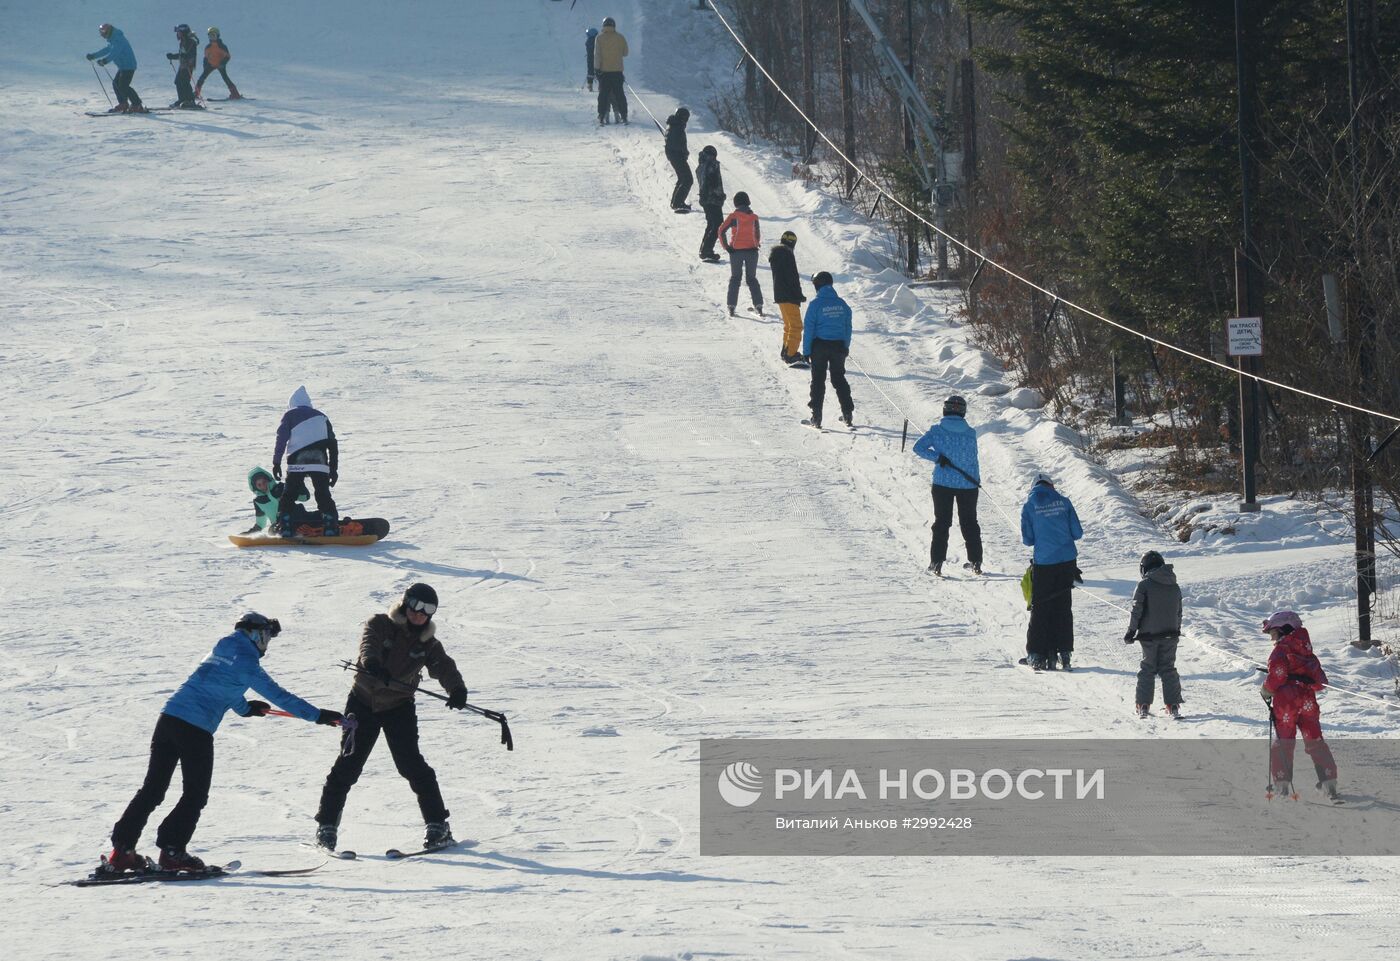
[593,17,628,125]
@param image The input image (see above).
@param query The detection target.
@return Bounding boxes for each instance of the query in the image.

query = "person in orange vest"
[194,27,240,101]
[718,191,763,317]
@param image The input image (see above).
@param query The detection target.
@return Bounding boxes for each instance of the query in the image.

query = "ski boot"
[424,821,454,848]
[929,561,943,577]
[727,305,737,316]
[103,846,147,874]
[315,822,339,852]
[801,417,821,430]
[1267,780,1298,801]
[748,304,764,317]
[1059,652,1072,672]
[158,847,207,872]
[1135,704,1151,718]
[1318,779,1342,802]
[321,512,340,537]
[277,512,295,536]
[841,412,854,428]
[1164,703,1181,719]
[193,82,203,99]
[226,84,243,100]
[971,563,982,575]
[108,103,128,113]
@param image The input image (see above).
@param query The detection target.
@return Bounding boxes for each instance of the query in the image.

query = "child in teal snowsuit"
[244,467,314,534]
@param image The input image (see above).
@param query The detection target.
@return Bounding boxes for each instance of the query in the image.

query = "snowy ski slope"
[2,1,1398,958]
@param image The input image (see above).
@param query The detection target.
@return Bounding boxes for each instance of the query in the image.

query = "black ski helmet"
[404,582,439,617]
[175,23,191,34]
[1139,550,1165,577]
[235,612,282,653]
[812,271,834,289]
[99,23,114,38]
[943,395,967,417]
[780,230,797,248]
[603,16,616,27]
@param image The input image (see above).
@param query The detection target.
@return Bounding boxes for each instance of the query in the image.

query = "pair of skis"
[66,859,322,887]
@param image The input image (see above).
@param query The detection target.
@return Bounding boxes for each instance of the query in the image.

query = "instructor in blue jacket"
[913,395,983,576]
[105,613,343,875]
[1020,474,1083,671]
[86,23,146,114]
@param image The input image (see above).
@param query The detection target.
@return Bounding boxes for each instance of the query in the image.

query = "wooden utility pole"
[902,0,918,274]
[801,0,816,162]
[839,0,856,197]
[1232,0,1262,513]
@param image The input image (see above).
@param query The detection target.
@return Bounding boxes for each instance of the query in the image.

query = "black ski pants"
[668,155,693,209]
[316,694,449,826]
[808,338,853,424]
[196,63,235,91]
[1135,634,1182,705]
[278,471,336,520]
[597,72,626,122]
[174,63,195,104]
[112,713,214,851]
[1026,560,1077,659]
[113,69,143,109]
[931,484,982,568]
[727,247,762,309]
[700,203,724,257]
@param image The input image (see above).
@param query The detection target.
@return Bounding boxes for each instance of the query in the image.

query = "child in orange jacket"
[194,27,240,100]
[718,191,762,317]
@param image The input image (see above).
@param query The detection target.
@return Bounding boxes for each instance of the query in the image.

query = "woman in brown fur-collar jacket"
[314,583,467,853]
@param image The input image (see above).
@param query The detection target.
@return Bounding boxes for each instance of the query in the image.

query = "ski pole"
[338,660,514,750]
[623,80,666,133]
[91,60,113,107]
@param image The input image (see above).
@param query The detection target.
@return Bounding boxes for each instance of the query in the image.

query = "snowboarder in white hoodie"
[272,386,339,535]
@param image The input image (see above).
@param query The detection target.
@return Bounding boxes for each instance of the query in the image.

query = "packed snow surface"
[3,1,1398,958]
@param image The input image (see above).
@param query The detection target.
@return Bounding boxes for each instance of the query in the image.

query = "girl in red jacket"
[1260,611,1339,801]
[718,191,763,317]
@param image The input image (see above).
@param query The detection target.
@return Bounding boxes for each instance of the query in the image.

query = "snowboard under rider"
[314,584,469,854]
[1260,611,1339,801]
[1124,550,1183,718]
[272,386,339,536]
[913,395,983,576]
[105,613,344,874]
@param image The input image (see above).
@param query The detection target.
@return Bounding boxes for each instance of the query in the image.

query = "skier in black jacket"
[696,144,725,262]
[665,107,692,212]
[768,231,807,365]
[166,24,200,108]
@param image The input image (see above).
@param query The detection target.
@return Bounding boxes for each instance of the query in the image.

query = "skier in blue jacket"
[86,23,146,113]
[800,272,855,429]
[105,613,343,875]
[912,395,983,575]
[1020,474,1083,670]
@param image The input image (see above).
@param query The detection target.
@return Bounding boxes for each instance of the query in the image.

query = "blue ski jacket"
[801,285,853,356]
[1020,481,1083,565]
[913,415,980,489]
[162,629,320,734]
[89,28,137,70]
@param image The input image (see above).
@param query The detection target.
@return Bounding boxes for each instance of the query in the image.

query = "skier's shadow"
[358,550,542,587]
[462,847,771,885]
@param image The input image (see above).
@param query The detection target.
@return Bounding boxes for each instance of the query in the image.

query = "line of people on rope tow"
[86,22,239,114]
[911,399,1339,796]
[104,584,468,873]
[577,10,1339,802]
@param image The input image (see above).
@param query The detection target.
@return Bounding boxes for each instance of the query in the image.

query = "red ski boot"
[103,846,147,874]
[158,847,207,872]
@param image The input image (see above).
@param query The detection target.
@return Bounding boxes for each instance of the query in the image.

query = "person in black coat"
[696,144,725,262]
[665,107,692,212]
[768,231,807,364]
[584,27,598,92]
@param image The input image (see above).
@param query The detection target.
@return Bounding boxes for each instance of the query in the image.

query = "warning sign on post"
[1226,317,1263,356]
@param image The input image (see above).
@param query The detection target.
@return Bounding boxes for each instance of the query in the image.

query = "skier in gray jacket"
[1124,550,1183,717]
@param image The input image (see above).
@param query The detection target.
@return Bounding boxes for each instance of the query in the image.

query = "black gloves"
[937,455,951,467]
[273,464,282,480]
[167,53,178,60]
[98,58,110,66]
[1123,631,1136,645]
[243,700,271,717]
[1260,688,1273,704]
[329,471,338,487]
[86,53,97,61]
[1074,567,1085,585]
[446,688,467,710]
[361,656,388,680]
[317,709,345,726]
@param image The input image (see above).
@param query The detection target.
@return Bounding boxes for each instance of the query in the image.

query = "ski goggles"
[406,598,437,616]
